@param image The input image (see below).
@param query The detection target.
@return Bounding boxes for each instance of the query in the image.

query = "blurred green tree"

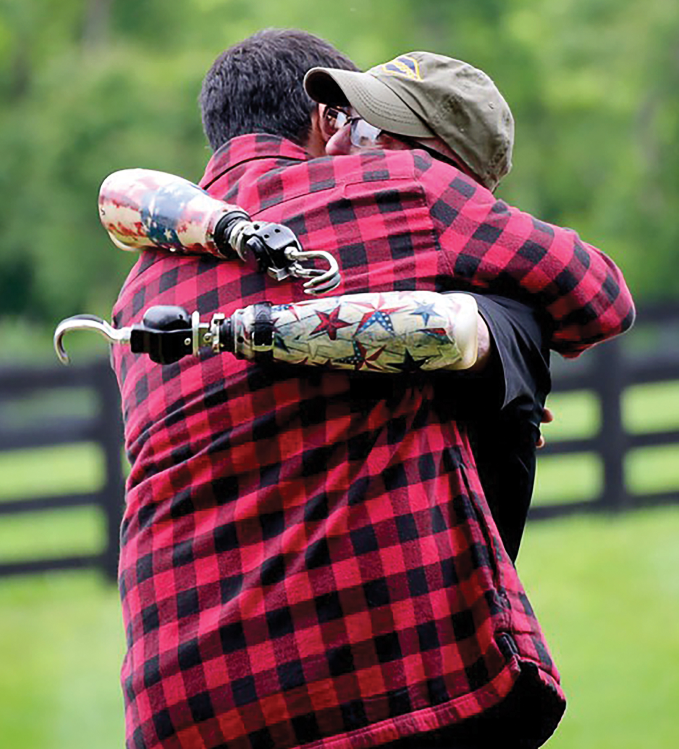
[0,0,676,334]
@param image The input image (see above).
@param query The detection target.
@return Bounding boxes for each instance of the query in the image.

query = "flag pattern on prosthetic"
[229,291,478,372]
[98,168,239,257]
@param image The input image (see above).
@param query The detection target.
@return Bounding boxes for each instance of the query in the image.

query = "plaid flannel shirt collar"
[201,133,309,188]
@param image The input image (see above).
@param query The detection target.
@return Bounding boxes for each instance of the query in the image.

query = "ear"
[305,107,327,158]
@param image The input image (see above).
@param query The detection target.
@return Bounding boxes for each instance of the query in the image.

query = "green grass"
[0,573,125,749]
[519,507,679,749]
[0,443,105,503]
[624,380,679,434]
[0,507,105,560]
[0,444,106,564]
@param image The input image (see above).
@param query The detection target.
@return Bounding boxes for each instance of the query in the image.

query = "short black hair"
[200,28,359,151]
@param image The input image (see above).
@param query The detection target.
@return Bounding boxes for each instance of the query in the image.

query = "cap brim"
[304,68,434,139]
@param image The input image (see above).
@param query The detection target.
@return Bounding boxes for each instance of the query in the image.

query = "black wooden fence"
[0,303,677,579]
[0,359,124,580]
[531,302,679,519]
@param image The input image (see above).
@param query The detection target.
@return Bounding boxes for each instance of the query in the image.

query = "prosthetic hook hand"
[99,169,341,294]
[55,291,479,373]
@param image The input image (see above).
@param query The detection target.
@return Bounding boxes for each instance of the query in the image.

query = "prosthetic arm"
[60,171,479,369]
[99,169,341,294]
[55,290,479,372]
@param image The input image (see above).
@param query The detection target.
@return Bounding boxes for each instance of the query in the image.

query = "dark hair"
[200,28,359,151]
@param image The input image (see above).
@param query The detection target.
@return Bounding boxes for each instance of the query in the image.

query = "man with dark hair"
[200,28,359,156]
[111,29,634,749]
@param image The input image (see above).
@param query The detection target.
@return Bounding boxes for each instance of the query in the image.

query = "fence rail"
[531,302,679,519]
[0,303,677,579]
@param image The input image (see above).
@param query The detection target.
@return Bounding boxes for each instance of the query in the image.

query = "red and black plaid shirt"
[112,135,634,749]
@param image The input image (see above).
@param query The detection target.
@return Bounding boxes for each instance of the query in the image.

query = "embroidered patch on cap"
[379,55,422,81]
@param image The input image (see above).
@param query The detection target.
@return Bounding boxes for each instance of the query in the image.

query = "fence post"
[593,338,628,510]
[94,359,125,582]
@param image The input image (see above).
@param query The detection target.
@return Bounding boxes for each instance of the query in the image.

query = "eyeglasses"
[322,106,383,148]
[321,105,475,178]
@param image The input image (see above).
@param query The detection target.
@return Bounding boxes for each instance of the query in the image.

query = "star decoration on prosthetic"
[273,332,291,354]
[409,300,439,326]
[272,303,300,320]
[354,296,402,334]
[272,309,300,353]
[310,306,354,340]
[334,341,386,371]
[392,349,430,373]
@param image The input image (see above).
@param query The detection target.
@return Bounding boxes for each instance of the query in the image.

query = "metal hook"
[284,248,341,295]
[54,314,131,365]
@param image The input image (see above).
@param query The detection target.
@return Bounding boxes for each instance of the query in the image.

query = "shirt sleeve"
[419,156,636,357]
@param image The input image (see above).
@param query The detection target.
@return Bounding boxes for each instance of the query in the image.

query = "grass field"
[0,380,678,747]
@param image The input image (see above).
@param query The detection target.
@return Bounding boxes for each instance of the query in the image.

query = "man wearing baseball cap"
[305,51,514,191]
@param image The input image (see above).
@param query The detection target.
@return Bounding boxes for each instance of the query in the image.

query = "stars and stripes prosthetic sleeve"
[99,168,241,258]
[228,291,478,372]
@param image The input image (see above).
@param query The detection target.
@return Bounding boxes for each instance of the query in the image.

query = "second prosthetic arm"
[56,290,480,371]
[98,169,340,294]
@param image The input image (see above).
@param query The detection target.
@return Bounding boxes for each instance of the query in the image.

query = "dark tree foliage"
[0,0,676,337]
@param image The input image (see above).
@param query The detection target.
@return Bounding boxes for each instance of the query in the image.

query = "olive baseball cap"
[304,51,514,190]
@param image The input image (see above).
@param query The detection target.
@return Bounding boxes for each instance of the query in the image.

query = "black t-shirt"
[434,294,551,561]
